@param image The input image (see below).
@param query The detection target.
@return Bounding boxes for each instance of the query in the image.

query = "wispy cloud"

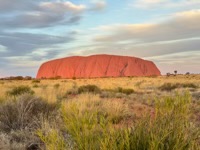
[0,31,76,57]
[0,45,7,52]
[0,1,86,29]
[89,1,107,11]
[132,0,200,9]
[68,9,200,74]
[94,10,200,43]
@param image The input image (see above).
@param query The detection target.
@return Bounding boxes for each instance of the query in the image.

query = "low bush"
[99,91,115,98]
[6,85,34,97]
[32,84,39,88]
[117,87,135,95]
[37,124,73,150]
[54,83,60,89]
[65,89,78,97]
[159,83,198,91]
[159,83,178,91]
[1,129,43,150]
[0,94,59,149]
[78,84,101,94]
[104,87,135,95]
[32,80,41,83]
[182,83,198,88]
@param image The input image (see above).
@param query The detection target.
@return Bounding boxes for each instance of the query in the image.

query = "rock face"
[36,54,161,79]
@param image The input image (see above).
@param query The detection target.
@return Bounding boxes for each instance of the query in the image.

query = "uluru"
[36,54,161,79]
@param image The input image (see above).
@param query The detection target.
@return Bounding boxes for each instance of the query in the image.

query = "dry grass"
[0,74,200,149]
[1,75,200,98]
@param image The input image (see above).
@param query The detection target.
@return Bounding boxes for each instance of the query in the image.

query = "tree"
[174,70,177,76]
[186,72,190,75]
[166,73,170,77]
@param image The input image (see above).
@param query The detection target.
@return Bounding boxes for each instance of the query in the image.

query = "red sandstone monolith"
[36,54,161,79]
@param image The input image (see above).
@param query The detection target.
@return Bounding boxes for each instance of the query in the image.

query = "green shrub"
[99,91,115,98]
[32,80,41,83]
[135,81,145,88]
[32,84,39,88]
[118,87,134,95]
[65,89,78,97]
[182,83,198,88]
[78,84,101,94]
[159,83,179,91]
[41,84,48,89]
[53,83,60,89]
[159,83,198,91]
[64,83,78,98]
[104,87,135,95]
[6,85,34,97]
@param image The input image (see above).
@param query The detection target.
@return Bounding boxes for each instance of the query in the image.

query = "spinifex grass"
[128,92,199,150]
[38,93,199,150]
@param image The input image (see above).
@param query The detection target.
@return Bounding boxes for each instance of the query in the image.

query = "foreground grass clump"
[6,85,34,98]
[0,94,59,149]
[37,122,70,150]
[128,92,199,150]
[38,94,129,149]
[38,93,199,150]
[0,94,58,132]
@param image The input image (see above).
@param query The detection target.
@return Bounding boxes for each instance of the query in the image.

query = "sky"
[0,0,200,77]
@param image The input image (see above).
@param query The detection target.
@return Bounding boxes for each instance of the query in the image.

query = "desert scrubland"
[0,75,200,150]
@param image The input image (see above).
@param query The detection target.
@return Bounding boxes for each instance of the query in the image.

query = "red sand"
[36,54,161,79]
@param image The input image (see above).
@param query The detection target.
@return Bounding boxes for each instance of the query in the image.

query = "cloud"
[65,9,200,74]
[132,0,200,10]
[0,32,76,56]
[145,51,200,64]
[0,56,40,77]
[0,0,35,13]
[0,45,7,52]
[90,1,107,11]
[0,1,89,77]
[66,38,200,75]
[0,1,86,29]
[145,51,200,74]
[68,38,200,57]
[133,0,168,9]
[39,1,86,13]
[0,13,82,28]
[94,10,200,43]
